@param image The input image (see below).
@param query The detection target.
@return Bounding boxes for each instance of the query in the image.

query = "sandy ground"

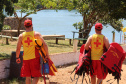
[37,45,126,84]
[37,59,126,84]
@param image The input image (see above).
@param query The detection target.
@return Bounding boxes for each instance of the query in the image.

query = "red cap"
[24,19,32,27]
[95,23,103,30]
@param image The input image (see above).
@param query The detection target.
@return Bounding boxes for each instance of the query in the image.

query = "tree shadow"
[50,82,60,84]
[47,41,83,49]
[0,79,10,84]
[0,78,25,84]
[123,58,126,65]
[47,41,72,47]
[0,53,10,60]
[57,62,77,69]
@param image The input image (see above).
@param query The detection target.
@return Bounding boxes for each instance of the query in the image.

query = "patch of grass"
[46,39,83,54]
[0,38,22,60]
[0,38,83,60]
[0,53,10,60]
[0,78,25,84]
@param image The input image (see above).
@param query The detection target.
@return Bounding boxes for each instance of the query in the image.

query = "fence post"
[112,31,115,42]
[73,39,78,52]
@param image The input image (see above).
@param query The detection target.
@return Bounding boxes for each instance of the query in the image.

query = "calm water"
[17,10,126,43]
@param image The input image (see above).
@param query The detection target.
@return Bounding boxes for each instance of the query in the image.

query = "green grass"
[0,78,25,84]
[0,38,83,60]
[46,40,82,54]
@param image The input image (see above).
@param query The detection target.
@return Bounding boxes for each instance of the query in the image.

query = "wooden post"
[56,38,58,44]
[112,32,115,42]
[69,39,71,45]
[6,38,9,45]
[73,39,78,52]
[124,34,125,44]
[122,35,124,44]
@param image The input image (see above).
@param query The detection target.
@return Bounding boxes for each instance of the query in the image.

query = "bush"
[2,25,11,30]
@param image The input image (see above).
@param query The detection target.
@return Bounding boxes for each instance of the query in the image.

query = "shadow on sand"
[50,82,60,84]
[123,58,126,65]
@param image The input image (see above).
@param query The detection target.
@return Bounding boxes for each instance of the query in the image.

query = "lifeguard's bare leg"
[97,79,103,84]
[32,77,39,84]
[91,75,96,84]
[26,77,31,84]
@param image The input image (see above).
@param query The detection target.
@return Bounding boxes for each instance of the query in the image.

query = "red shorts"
[20,57,41,77]
[90,60,108,79]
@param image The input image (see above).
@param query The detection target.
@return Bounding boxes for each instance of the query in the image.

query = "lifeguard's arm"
[84,35,92,50]
[35,32,49,58]
[16,34,23,58]
[104,36,110,50]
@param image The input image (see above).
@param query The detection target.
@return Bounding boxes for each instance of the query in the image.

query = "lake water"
[17,10,126,43]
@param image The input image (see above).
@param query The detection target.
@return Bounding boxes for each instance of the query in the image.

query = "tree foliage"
[14,0,58,36]
[57,0,126,38]
[0,0,18,31]
[73,22,83,30]
[1,0,58,35]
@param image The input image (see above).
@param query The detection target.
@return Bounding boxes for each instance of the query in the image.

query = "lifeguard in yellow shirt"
[84,23,110,84]
[16,19,49,84]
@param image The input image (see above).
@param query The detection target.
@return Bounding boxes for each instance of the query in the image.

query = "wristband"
[16,57,19,59]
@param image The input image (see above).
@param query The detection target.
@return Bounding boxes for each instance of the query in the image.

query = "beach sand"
[38,59,126,84]
[38,45,126,84]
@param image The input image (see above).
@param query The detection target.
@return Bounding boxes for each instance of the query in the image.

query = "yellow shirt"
[22,31,37,60]
[91,34,104,60]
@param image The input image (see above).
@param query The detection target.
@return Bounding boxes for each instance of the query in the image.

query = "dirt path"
[38,59,126,84]
[37,45,126,84]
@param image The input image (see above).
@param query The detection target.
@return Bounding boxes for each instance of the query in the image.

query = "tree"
[0,0,18,31]
[57,0,126,38]
[14,0,57,36]
[73,22,83,38]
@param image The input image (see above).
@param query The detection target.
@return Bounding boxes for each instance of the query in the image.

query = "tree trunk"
[78,29,82,44]
[79,29,82,38]
[17,19,21,36]
[82,15,93,39]
[83,15,89,39]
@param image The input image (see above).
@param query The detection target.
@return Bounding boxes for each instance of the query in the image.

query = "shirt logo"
[110,50,119,58]
[24,35,33,47]
[93,37,102,49]
[25,37,32,45]
[94,39,101,47]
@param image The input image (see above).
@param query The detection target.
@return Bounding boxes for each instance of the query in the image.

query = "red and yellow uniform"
[91,34,104,60]
[90,34,106,79]
[21,31,41,77]
[22,31,40,60]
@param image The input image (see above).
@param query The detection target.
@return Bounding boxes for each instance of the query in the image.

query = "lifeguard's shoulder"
[34,31,42,38]
[35,31,41,35]
[104,36,109,41]
[88,35,93,40]
[16,33,23,42]
[18,33,23,39]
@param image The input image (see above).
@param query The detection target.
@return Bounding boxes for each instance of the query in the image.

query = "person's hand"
[16,58,21,64]
[45,55,49,61]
